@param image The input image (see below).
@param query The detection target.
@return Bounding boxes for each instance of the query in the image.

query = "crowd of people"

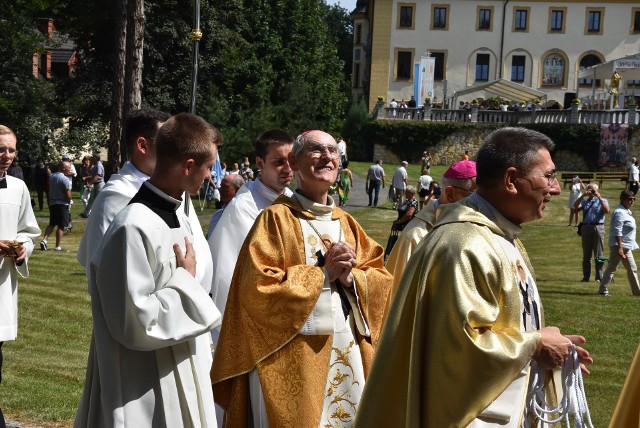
[14,115,640,426]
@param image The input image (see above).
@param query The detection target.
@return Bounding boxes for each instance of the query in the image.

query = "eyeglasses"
[627,197,636,201]
[518,171,557,189]
[305,143,340,159]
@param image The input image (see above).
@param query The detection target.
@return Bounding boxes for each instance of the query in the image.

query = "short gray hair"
[476,127,555,189]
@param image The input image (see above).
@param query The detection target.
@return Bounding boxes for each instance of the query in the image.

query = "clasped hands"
[0,239,27,263]
[323,241,357,287]
[533,326,593,375]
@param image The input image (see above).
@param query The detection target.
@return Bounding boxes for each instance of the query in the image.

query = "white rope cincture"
[525,345,593,428]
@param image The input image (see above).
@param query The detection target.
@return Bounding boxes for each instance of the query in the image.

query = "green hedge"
[362,120,606,168]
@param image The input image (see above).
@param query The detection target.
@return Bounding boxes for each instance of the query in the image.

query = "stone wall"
[373,126,640,171]
[373,127,489,166]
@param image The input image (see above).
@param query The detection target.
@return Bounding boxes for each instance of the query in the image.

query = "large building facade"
[352,0,640,109]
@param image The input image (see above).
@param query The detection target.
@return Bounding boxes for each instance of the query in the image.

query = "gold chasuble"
[212,195,392,427]
[355,197,552,428]
[609,344,640,427]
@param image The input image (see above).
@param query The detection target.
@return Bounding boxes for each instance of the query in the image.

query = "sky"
[326,0,357,12]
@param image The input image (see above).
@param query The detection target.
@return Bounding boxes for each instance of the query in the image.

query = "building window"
[397,4,415,30]
[578,54,602,87]
[628,80,640,88]
[476,54,490,81]
[353,63,361,88]
[511,56,525,82]
[477,7,493,31]
[542,54,565,86]
[395,49,413,80]
[354,48,361,62]
[431,5,449,30]
[585,8,604,35]
[631,8,640,34]
[549,8,566,33]
[355,24,362,45]
[514,8,529,31]
[431,51,446,81]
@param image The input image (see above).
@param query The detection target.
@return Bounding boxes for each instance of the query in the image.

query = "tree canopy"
[19,0,355,164]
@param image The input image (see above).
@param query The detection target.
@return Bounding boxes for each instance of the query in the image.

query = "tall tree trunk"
[108,0,127,175]
[122,0,144,164]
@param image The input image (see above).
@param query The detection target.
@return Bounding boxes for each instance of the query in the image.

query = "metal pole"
[189,0,202,114]
[186,0,202,216]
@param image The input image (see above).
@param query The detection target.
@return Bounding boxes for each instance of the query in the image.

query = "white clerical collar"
[126,161,150,184]
[252,178,293,198]
[468,192,522,240]
[143,181,182,210]
[294,190,335,220]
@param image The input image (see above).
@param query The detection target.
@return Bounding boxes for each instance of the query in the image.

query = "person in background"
[599,190,640,296]
[391,161,408,209]
[337,138,347,165]
[79,153,104,218]
[79,155,93,208]
[574,183,610,283]
[568,176,585,226]
[366,159,385,207]
[417,168,433,210]
[40,161,72,251]
[207,174,244,238]
[421,151,431,175]
[33,158,50,211]
[394,186,417,233]
[462,150,470,160]
[62,154,77,184]
[337,160,353,207]
[7,158,23,180]
[629,157,639,195]
[0,125,41,427]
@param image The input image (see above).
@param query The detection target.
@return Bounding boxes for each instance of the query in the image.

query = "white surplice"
[77,161,212,292]
[208,179,292,340]
[0,175,41,341]
[74,182,221,428]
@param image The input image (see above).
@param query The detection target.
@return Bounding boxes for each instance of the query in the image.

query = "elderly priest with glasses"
[212,130,392,428]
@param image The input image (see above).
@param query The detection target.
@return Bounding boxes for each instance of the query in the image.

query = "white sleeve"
[208,200,256,318]
[95,223,221,351]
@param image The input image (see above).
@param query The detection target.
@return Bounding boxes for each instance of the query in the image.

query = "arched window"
[542,54,565,85]
[578,54,602,86]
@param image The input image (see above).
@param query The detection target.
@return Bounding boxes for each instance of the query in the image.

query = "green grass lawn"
[1,168,639,427]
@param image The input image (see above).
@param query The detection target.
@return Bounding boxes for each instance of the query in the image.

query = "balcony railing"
[374,102,640,126]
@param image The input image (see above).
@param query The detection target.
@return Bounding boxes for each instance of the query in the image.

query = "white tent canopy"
[578,54,640,81]
[453,78,546,103]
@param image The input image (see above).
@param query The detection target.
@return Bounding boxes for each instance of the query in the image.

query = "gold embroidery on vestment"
[324,340,359,427]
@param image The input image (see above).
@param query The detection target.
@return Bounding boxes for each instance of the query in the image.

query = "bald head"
[220,174,244,205]
[292,130,336,157]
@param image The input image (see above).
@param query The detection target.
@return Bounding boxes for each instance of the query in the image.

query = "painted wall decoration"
[599,123,629,167]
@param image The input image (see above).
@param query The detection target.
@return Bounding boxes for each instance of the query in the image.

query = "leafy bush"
[362,120,604,167]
